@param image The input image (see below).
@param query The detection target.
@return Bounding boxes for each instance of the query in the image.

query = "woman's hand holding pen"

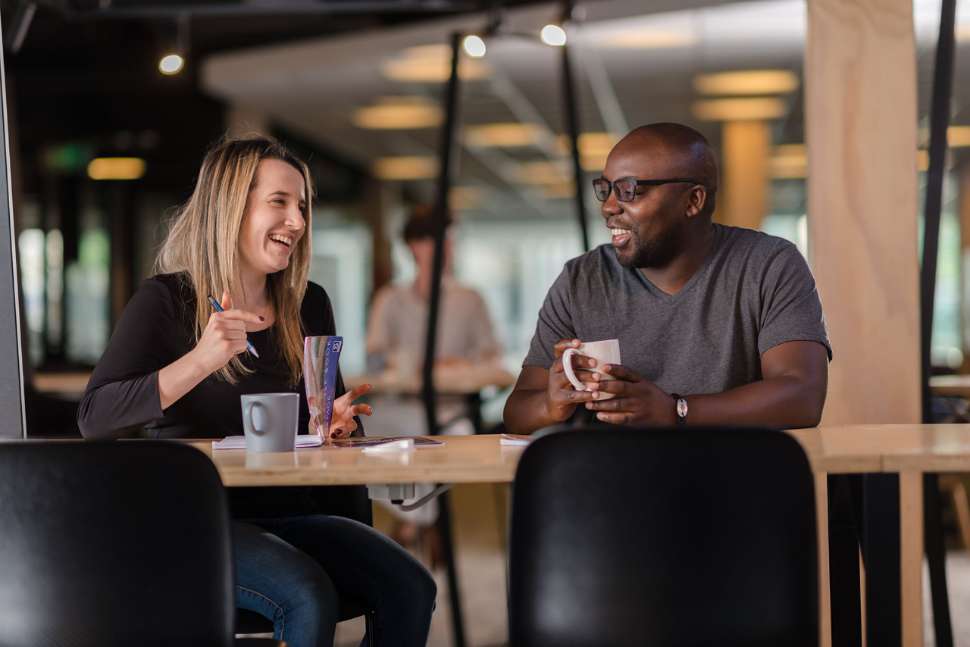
[191,291,264,375]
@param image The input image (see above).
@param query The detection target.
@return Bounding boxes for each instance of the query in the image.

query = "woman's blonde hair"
[156,135,313,385]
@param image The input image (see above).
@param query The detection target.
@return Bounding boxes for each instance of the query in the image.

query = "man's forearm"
[685,376,825,429]
[504,389,561,435]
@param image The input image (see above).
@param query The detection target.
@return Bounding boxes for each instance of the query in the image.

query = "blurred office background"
[12,0,970,407]
[7,0,970,644]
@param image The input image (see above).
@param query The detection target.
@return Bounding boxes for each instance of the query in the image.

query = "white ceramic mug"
[241,393,299,453]
[562,339,621,400]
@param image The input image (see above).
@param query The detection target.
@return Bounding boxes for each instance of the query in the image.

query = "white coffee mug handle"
[248,402,268,436]
[561,348,586,392]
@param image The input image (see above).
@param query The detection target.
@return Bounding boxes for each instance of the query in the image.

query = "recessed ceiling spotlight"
[463,35,487,58]
[158,53,184,76]
[540,24,567,47]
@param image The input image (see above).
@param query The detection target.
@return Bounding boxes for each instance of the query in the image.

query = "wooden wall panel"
[806,0,920,426]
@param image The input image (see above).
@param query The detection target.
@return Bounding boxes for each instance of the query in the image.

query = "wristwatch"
[671,394,688,426]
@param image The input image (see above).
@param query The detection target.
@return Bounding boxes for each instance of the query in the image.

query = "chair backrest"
[0,441,235,647]
[509,427,818,647]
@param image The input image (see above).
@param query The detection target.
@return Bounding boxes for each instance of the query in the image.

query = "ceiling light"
[465,123,544,148]
[516,161,569,185]
[382,44,490,83]
[158,53,184,76]
[159,14,189,77]
[542,182,577,199]
[692,98,787,121]
[917,150,929,172]
[372,156,437,181]
[463,35,487,58]
[693,69,799,95]
[540,24,567,47]
[769,144,807,179]
[556,132,618,156]
[592,30,697,49]
[948,126,970,147]
[581,155,608,172]
[352,97,441,130]
[87,157,147,181]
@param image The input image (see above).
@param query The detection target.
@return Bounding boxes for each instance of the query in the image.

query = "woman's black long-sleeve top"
[78,272,367,520]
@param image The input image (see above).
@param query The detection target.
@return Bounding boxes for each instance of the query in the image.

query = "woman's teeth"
[269,234,292,247]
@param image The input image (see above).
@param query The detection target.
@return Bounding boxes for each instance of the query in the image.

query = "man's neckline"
[632,224,722,301]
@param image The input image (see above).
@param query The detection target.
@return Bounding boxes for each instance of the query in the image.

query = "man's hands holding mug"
[582,364,676,426]
[551,338,676,426]
[544,339,601,423]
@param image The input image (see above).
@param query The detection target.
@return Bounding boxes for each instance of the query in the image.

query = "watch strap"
[671,393,688,426]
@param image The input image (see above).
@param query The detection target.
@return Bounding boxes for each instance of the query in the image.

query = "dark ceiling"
[2,0,552,194]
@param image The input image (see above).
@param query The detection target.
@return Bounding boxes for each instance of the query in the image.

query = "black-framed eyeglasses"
[592,177,706,203]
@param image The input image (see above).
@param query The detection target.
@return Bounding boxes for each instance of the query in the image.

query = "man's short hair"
[402,205,453,242]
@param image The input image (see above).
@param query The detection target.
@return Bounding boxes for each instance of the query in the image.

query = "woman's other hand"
[327,383,374,440]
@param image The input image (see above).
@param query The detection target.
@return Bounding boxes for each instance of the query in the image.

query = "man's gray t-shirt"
[523,224,832,395]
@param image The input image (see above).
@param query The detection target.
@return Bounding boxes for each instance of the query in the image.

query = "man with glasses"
[503,122,830,433]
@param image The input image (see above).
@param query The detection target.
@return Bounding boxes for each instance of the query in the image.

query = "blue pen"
[206,295,260,358]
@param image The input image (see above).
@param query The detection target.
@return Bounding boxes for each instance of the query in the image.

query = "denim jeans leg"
[232,521,340,647]
[254,515,437,647]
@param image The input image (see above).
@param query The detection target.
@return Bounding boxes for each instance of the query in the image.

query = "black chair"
[0,440,279,647]
[509,426,818,647]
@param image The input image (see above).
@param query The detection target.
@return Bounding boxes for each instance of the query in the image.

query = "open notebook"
[212,435,323,450]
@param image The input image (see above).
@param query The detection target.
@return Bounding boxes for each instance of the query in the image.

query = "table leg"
[923,473,953,647]
[899,471,924,646]
[827,474,863,647]
[863,474,901,647]
[817,473,832,647]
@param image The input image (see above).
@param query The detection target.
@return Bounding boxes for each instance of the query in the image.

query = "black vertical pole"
[922,1,956,420]
[561,34,590,252]
[920,2,956,646]
[423,31,466,647]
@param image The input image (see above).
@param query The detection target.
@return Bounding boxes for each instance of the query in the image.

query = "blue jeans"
[233,516,436,647]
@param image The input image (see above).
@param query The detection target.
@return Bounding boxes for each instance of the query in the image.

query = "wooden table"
[790,424,970,647]
[194,425,970,647]
[190,434,523,488]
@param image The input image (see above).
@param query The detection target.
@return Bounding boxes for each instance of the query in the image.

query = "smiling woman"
[76,135,436,647]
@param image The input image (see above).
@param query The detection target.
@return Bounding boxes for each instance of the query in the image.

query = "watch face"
[676,398,688,419]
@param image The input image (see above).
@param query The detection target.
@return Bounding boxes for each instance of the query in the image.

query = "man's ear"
[685,185,707,218]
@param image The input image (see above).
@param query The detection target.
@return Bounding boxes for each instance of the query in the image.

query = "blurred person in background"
[366,206,501,560]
